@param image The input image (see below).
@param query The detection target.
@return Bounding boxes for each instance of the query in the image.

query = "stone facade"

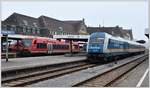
[2,12,133,40]
[2,13,88,37]
[2,13,43,36]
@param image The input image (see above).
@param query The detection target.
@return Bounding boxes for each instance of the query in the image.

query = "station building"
[2,13,88,38]
[2,12,133,40]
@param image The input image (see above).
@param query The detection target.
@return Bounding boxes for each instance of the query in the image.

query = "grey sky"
[1,1,148,41]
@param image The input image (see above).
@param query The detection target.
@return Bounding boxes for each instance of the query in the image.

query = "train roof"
[105,33,144,46]
[92,32,145,46]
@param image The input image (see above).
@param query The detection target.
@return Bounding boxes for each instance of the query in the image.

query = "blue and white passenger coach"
[87,32,145,62]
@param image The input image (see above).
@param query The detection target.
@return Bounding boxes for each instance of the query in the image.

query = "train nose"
[88,46,103,53]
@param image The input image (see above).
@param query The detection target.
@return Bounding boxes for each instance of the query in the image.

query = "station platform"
[1,55,86,72]
[28,54,147,87]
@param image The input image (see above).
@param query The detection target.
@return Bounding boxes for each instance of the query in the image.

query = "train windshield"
[89,37,104,44]
[22,39,32,47]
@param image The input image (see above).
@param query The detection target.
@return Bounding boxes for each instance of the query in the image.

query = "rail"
[73,54,148,87]
[2,60,95,87]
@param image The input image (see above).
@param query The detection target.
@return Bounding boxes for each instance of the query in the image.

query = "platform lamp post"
[70,40,73,56]
[3,34,9,62]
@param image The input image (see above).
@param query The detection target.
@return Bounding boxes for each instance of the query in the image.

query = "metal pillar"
[1,38,3,52]
[17,40,19,52]
[5,34,8,62]
[69,40,73,56]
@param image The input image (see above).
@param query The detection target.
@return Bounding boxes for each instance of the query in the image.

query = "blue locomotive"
[87,32,145,62]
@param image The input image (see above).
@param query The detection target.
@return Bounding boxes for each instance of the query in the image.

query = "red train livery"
[9,37,80,55]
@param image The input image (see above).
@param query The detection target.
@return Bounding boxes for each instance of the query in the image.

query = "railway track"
[2,60,96,87]
[2,53,148,87]
[2,59,86,78]
[73,54,148,87]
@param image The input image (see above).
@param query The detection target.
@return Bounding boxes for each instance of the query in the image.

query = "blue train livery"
[87,32,145,62]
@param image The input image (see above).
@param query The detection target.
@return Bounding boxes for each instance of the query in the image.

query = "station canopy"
[53,35,89,41]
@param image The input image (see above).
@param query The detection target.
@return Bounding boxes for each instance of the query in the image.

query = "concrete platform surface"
[1,55,86,72]
[141,71,149,87]
[110,59,149,87]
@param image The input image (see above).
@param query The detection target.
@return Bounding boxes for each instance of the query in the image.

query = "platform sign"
[1,30,15,35]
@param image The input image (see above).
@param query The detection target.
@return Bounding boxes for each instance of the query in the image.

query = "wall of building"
[2,13,133,40]
[2,13,88,37]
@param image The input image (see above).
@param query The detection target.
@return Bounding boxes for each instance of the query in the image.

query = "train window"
[37,43,47,48]
[124,42,129,49]
[56,45,58,49]
[63,45,65,49]
[61,45,63,49]
[53,44,56,49]
[64,45,66,49]
[108,39,117,48]
[108,39,113,48]
[53,44,58,49]
[108,39,125,49]
[59,45,61,49]
[65,45,69,49]
[22,39,32,47]
[53,44,69,49]
[114,40,119,48]
[61,45,65,49]
[56,45,57,49]
[89,37,104,44]
[62,45,63,49]
[58,45,60,49]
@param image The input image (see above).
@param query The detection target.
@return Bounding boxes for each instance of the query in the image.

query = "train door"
[48,43,53,54]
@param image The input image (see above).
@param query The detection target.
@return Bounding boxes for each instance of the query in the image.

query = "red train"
[9,37,80,55]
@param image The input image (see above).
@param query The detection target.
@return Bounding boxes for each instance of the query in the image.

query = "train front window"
[22,39,32,47]
[89,37,104,44]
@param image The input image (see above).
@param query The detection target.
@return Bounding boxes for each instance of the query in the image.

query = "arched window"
[37,28,40,34]
[23,20,28,26]
[2,25,7,30]
[15,26,23,34]
[27,27,31,33]
[32,27,36,34]
[23,26,26,33]
[33,22,37,27]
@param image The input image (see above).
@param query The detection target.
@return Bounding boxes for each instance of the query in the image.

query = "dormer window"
[23,20,28,26]
[33,22,38,27]
[2,25,7,30]
[37,28,40,34]
[11,25,16,31]
[58,27,63,31]
[23,26,26,33]
[112,31,114,35]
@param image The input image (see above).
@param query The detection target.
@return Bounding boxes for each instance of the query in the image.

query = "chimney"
[82,18,85,22]
[99,24,101,28]
[116,25,119,28]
